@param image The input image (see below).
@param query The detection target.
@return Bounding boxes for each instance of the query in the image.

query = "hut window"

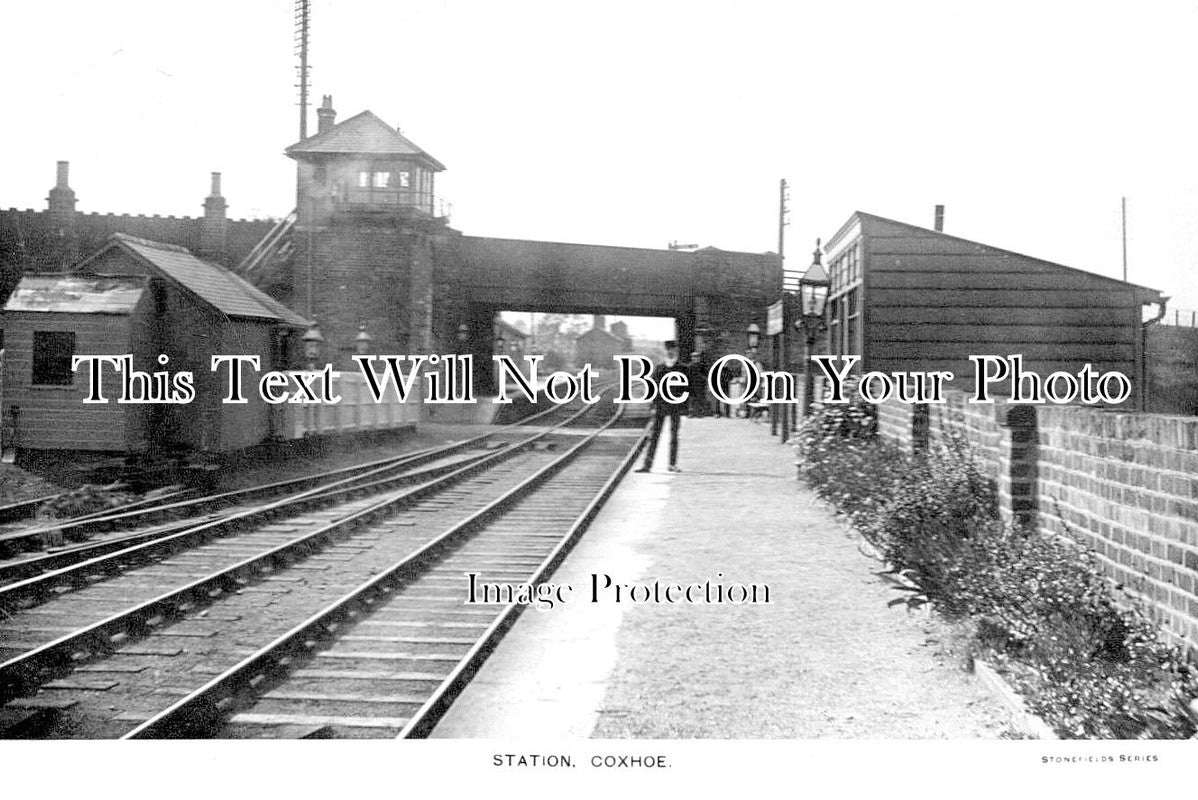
[32,331,76,386]
[396,171,410,188]
[372,171,391,189]
[358,171,370,188]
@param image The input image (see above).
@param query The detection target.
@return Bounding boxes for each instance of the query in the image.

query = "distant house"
[822,212,1164,408]
[573,315,632,370]
[2,233,310,454]
[495,319,528,361]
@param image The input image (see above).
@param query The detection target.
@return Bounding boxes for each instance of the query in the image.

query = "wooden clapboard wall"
[850,213,1161,406]
[3,307,147,451]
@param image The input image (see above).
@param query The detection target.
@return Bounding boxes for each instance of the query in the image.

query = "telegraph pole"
[775,178,791,441]
[296,0,311,140]
[1121,196,1128,282]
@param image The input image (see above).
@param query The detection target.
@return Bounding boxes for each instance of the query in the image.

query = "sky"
[6,0,1198,333]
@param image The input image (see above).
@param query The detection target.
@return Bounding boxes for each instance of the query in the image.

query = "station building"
[820,210,1165,409]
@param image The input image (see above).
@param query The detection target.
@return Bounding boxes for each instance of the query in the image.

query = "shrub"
[794,399,909,532]
[794,400,1198,739]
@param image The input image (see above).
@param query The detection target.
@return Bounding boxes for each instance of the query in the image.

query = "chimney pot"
[56,161,70,188]
[934,204,945,232]
[316,95,337,134]
[210,172,222,197]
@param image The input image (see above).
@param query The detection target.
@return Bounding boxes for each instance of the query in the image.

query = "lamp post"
[746,323,760,351]
[354,325,374,356]
[301,325,324,435]
[796,240,830,417]
[301,325,324,370]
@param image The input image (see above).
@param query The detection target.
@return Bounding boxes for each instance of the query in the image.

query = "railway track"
[0,393,646,738]
[0,396,585,587]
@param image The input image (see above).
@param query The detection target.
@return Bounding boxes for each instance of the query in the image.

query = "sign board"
[766,300,784,335]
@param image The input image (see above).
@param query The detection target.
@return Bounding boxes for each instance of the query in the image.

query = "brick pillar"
[406,234,434,352]
[911,403,930,453]
[46,160,77,266]
[200,172,228,262]
[996,404,1039,529]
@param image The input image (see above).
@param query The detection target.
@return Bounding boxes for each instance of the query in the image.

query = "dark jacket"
[653,359,690,414]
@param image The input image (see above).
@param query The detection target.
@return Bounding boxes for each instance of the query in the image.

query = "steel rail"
[0,394,588,587]
[398,417,649,738]
[0,494,63,524]
[122,400,632,739]
[0,396,606,704]
[0,394,579,559]
[0,447,478,593]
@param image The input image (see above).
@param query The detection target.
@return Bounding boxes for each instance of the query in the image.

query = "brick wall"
[290,222,416,366]
[1,207,275,280]
[1035,406,1198,648]
[876,400,917,449]
[876,391,1198,649]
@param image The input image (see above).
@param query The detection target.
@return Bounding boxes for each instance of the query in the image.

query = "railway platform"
[431,415,1016,738]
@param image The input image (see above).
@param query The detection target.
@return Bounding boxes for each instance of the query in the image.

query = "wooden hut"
[821,212,1165,408]
[2,233,310,454]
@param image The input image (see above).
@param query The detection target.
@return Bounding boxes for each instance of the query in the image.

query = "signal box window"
[32,331,76,386]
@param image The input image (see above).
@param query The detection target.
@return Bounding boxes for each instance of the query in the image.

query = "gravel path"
[591,417,1016,738]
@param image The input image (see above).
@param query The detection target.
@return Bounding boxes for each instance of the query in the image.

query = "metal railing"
[336,190,451,220]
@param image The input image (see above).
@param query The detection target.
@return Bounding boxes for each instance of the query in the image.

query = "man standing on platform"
[635,340,688,473]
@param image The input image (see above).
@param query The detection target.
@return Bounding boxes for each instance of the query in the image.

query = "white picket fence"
[277,371,422,439]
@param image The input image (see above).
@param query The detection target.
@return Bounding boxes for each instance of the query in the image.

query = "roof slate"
[95,234,310,327]
[285,111,446,170]
[4,274,146,315]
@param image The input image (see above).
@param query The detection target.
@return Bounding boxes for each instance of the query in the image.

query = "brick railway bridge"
[0,99,781,396]
[244,99,781,391]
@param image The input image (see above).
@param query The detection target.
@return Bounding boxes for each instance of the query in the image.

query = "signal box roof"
[285,110,446,171]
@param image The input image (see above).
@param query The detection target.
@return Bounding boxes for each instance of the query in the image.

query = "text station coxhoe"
[69,352,1132,406]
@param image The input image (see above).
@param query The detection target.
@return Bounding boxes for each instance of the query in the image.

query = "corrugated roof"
[84,234,311,327]
[285,111,446,170]
[4,274,146,315]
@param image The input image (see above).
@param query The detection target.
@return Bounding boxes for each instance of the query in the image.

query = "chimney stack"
[934,204,945,232]
[316,95,336,135]
[201,171,228,261]
[47,160,78,258]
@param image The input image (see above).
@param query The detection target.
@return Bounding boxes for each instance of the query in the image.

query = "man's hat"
[664,340,678,349]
